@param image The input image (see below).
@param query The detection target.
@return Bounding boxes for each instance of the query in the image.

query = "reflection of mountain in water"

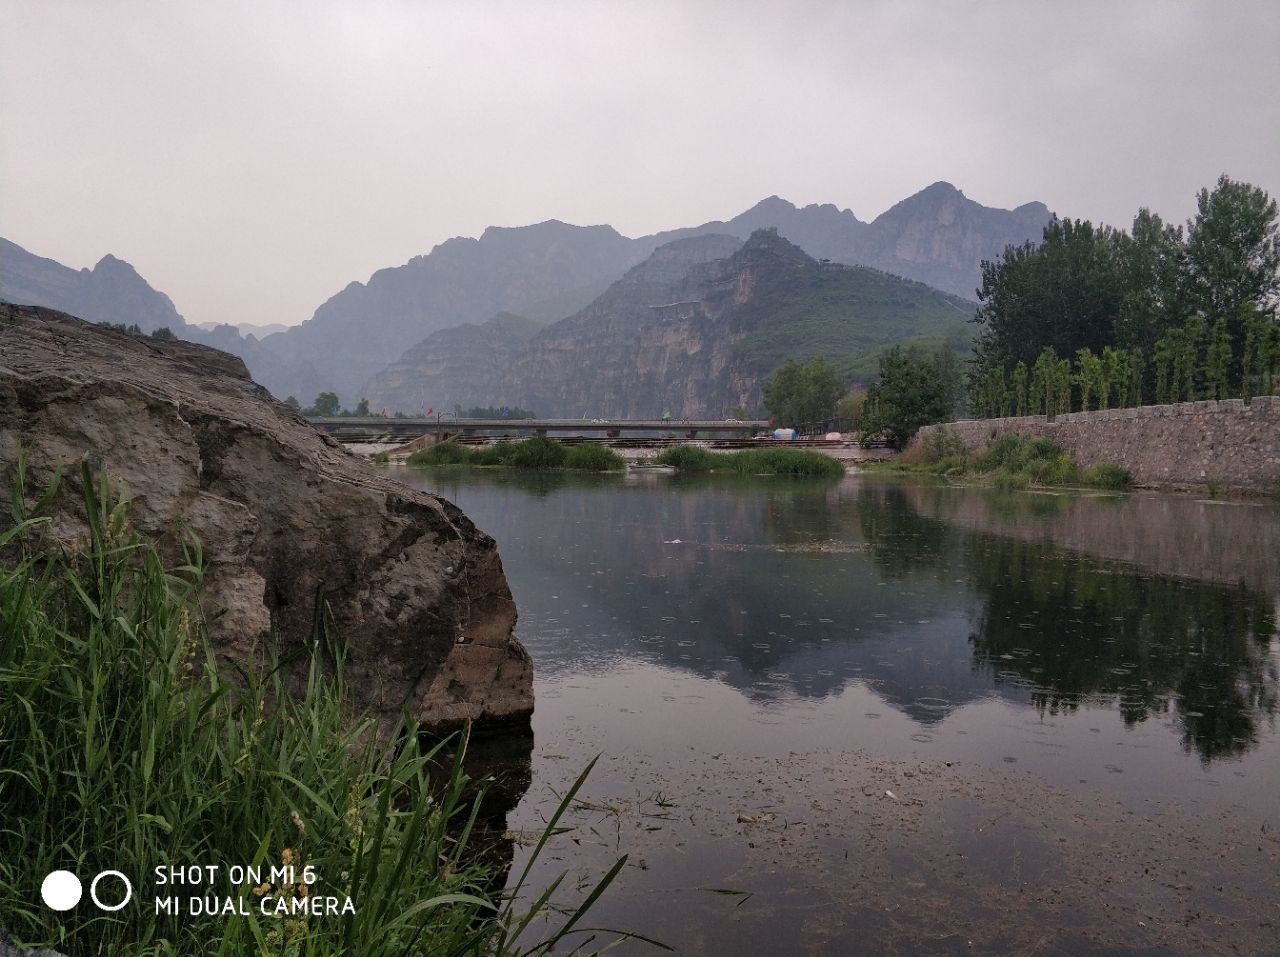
[400,468,1279,759]
[413,469,996,723]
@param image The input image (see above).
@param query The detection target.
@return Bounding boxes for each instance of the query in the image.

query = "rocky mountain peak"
[734,227,814,267]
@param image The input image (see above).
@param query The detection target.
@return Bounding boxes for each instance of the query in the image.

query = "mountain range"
[1,182,1052,407]
[488,230,972,418]
[0,237,189,335]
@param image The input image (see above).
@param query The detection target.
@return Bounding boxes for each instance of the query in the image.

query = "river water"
[393,467,1280,957]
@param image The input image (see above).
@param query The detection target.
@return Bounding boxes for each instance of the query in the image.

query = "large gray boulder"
[0,303,532,733]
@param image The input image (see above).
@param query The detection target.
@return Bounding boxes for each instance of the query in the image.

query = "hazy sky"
[3,0,1277,329]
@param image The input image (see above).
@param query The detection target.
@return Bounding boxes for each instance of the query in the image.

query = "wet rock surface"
[0,303,532,733]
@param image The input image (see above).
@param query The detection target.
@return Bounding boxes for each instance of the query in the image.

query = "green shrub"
[992,470,1029,491]
[1024,452,1080,486]
[563,443,625,471]
[976,433,1063,473]
[1081,462,1132,490]
[971,433,1132,490]
[0,463,630,956]
[656,446,717,471]
[407,440,475,466]
[973,432,1025,471]
[920,425,967,464]
[506,436,567,469]
[725,448,845,477]
[924,455,968,476]
[658,446,843,477]
[409,438,577,470]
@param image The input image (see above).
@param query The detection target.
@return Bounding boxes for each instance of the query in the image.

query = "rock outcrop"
[0,303,532,733]
[857,182,1051,300]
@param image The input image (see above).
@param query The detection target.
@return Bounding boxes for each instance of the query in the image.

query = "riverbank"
[868,432,1133,492]
[0,467,624,956]
[401,437,868,477]
[912,396,1280,495]
[407,436,627,471]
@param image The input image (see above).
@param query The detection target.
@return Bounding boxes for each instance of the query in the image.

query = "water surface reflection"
[397,467,1280,956]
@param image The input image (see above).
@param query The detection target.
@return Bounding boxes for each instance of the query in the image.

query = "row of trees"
[949,319,1279,432]
[973,311,1280,418]
[762,349,963,446]
[971,175,1279,410]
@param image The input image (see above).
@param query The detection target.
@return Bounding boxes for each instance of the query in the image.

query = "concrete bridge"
[309,416,771,443]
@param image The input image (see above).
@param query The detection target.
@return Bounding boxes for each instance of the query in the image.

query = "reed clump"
[0,460,634,956]
[880,432,1132,491]
[656,446,845,477]
[408,438,623,472]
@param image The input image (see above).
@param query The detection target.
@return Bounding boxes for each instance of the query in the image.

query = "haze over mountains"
[0,237,190,336]
[0,182,1051,407]
[498,230,972,418]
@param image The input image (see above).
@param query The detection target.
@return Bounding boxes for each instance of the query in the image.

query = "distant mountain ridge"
[0,237,189,334]
[337,183,1049,405]
[361,312,545,414]
[1,182,1053,406]
[647,183,1050,300]
[264,220,650,401]
[391,229,973,419]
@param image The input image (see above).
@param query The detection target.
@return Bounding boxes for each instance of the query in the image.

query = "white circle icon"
[89,870,133,911]
[40,870,83,911]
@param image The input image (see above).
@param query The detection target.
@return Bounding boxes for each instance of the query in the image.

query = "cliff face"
[360,313,543,414]
[264,221,648,403]
[501,231,972,418]
[502,234,744,417]
[0,303,532,734]
[858,182,1051,299]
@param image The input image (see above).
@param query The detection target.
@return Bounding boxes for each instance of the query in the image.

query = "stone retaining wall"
[912,396,1280,492]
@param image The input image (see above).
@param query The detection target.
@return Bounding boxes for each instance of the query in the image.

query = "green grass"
[656,446,845,477]
[408,440,477,466]
[896,432,1131,491]
[973,435,1130,490]
[562,444,626,472]
[653,446,717,472]
[408,438,623,472]
[1081,462,1133,491]
[0,460,637,956]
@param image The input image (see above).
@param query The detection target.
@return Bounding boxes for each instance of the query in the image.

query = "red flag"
[426,407,433,416]
[380,408,386,416]
[769,415,775,425]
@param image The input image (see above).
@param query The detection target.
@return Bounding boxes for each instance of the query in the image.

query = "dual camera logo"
[40,869,133,912]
